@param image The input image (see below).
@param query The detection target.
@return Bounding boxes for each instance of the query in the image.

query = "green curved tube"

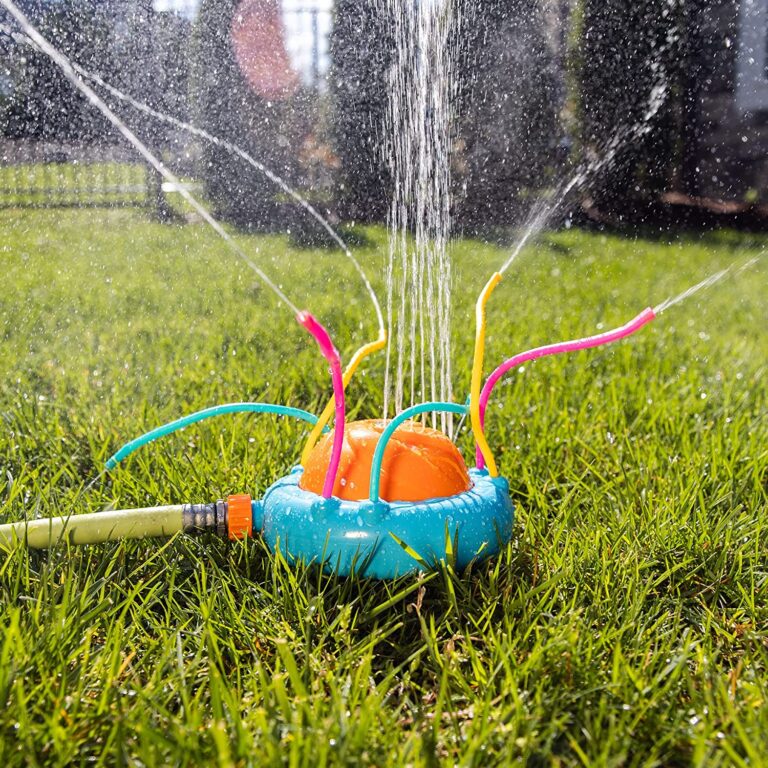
[0,505,184,550]
[106,402,321,469]
[368,402,469,504]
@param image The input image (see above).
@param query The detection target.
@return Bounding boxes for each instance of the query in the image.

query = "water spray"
[1,0,299,313]
[0,0,387,465]
[67,54,385,339]
[1,10,387,330]
[495,10,678,278]
[652,257,758,314]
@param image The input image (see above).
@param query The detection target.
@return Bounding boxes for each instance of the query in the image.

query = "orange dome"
[299,419,471,502]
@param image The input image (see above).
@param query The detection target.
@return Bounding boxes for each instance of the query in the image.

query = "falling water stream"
[379,0,678,430]
[383,0,457,432]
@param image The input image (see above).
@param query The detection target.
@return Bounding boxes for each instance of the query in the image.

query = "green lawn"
[0,207,766,766]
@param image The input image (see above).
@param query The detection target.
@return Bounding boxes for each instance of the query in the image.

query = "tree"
[113,4,195,146]
[573,0,685,211]
[1,0,115,141]
[194,0,310,229]
[328,0,391,222]
[453,0,560,231]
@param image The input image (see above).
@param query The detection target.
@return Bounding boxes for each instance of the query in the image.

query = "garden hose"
[0,494,253,550]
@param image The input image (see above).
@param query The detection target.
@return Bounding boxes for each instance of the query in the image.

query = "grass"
[0,206,766,766]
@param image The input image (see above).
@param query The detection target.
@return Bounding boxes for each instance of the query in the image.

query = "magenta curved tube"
[476,307,656,469]
[297,312,345,498]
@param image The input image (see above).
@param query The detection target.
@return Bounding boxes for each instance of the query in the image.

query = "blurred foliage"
[329,0,391,223]
[0,0,113,141]
[0,1,193,144]
[194,0,317,231]
[453,0,559,233]
[572,0,718,209]
[0,0,751,230]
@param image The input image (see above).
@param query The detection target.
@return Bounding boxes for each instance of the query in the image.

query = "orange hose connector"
[227,494,253,540]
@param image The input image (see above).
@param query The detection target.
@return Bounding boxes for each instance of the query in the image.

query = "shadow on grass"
[287,222,377,251]
[207,531,537,668]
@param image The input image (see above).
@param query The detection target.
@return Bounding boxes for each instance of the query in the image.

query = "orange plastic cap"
[300,419,471,502]
[227,493,253,540]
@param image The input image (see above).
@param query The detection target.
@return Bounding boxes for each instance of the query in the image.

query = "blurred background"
[1,0,767,235]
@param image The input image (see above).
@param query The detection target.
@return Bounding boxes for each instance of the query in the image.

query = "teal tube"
[368,402,469,503]
[106,403,322,470]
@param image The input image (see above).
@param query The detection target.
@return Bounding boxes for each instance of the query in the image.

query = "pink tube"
[476,307,656,469]
[297,312,345,499]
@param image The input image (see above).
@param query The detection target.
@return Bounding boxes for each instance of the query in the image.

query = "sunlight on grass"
[0,208,766,765]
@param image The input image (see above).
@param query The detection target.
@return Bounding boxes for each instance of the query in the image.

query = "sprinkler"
[0,294,664,578]
[2,257,751,577]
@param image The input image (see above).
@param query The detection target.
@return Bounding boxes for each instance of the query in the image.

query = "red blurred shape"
[231,0,299,100]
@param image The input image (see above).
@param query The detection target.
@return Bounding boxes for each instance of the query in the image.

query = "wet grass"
[0,207,766,766]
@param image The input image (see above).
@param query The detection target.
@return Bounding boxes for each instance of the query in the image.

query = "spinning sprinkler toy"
[2,274,672,578]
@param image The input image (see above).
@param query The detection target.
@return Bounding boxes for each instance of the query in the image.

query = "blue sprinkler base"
[252,467,515,579]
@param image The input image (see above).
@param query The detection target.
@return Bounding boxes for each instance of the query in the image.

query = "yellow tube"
[471,272,502,477]
[300,333,387,466]
[0,505,184,550]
